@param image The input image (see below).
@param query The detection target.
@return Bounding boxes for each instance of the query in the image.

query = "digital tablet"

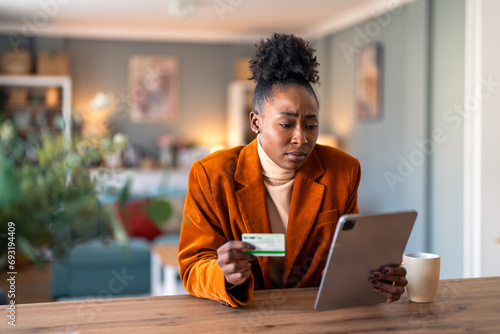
[314,210,417,311]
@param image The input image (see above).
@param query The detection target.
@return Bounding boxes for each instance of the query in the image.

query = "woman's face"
[250,85,319,170]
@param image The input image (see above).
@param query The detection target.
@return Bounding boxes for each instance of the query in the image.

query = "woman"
[178,33,407,307]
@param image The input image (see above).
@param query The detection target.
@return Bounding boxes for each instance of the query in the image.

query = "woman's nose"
[291,128,308,146]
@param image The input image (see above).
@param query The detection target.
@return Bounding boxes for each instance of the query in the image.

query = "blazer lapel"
[234,140,272,234]
[234,140,273,288]
[282,148,325,284]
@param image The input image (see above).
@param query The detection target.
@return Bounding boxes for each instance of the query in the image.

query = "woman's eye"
[307,124,319,130]
[279,123,292,129]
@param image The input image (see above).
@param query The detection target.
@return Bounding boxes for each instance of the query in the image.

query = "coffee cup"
[402,252,440,303]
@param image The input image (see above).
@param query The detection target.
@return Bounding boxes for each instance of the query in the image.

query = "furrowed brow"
[276,112,318,119]
[277,112,298,117]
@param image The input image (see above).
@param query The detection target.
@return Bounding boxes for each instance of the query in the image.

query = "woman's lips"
[285,151,307,162]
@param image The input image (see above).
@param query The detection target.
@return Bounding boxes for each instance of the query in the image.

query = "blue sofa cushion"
[51,238,150,298]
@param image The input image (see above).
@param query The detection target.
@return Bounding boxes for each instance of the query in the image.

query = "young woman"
[178,33,407,307]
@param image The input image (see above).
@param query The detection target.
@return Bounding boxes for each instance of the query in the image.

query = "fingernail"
[372,273,381,278]
[370,280,378,286]
[374,286,380,290]
[381,268,390,274]
[248,244,256,250]
[248,255,255,260]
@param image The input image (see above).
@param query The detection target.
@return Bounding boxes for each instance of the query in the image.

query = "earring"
[254,129,259,134]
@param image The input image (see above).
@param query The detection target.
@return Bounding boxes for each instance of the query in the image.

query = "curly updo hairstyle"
[249,33,320,113]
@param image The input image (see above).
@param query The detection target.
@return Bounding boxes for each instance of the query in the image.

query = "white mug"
[402,252,440,303]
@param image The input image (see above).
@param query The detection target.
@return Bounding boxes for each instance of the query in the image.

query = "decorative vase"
[103,150,122,169]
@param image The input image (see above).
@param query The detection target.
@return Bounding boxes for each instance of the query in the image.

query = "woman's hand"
[370,266,408,303]
[217,241,256,287]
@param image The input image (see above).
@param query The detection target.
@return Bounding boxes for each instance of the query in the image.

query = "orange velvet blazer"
[178,139,361,307]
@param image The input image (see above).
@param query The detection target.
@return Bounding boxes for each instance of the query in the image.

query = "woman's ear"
[249,111,260,134]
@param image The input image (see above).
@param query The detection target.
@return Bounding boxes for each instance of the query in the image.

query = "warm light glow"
[210,144,225,153]
[332,112,355,138]
[194,122,226,148]
[317,134,338,148]
[81,92,115,137]
[45,87,60,107]
[81,109,113,137]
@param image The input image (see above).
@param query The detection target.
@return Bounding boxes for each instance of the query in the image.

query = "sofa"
[51,237,151,298]
[51,198,184,299]
[51,169,187,299]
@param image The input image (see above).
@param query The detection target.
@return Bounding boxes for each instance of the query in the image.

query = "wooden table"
[2,277,500,333]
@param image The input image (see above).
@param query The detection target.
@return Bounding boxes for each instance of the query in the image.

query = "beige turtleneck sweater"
[257,136,295,288]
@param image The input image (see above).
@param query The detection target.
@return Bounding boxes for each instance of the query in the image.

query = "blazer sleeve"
[178,161,254,307]
[344,159,361,215]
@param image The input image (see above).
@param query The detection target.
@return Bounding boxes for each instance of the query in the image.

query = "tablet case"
[314,211,417,311]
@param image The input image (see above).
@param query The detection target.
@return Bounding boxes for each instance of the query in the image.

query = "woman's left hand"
[370,266,407,303]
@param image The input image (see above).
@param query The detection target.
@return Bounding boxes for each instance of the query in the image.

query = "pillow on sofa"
[117,199,163,240]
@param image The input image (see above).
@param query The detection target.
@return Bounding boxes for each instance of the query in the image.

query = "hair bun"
[249,33,319,85]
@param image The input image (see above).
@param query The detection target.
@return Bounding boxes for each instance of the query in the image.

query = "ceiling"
[0,0,416,43]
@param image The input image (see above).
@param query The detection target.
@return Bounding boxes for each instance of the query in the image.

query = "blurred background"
[0,0,499,304]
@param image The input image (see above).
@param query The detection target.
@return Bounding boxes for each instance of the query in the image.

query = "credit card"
[242,233,285,257]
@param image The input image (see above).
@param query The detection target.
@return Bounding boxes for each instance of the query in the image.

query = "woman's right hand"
[217,241,256,286]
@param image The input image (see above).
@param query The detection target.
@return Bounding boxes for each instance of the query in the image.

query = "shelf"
[0,75,71,87]
[3,103,62,111]
[90,168,190,203]
[0,75,72,140]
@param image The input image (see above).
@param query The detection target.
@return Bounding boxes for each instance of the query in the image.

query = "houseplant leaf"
[0,153,19,207]
[147,199,173,227]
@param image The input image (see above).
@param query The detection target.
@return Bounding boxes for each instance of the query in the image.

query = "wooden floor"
[0,261,53,304]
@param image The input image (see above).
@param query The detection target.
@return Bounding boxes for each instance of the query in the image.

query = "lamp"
[81,92,115,137]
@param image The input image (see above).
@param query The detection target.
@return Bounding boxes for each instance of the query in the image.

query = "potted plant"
[0,120,172,267]
[0,120,108,264]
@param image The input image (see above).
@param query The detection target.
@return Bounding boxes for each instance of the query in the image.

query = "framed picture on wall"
[356,43,383,121]
[128,55,178,123]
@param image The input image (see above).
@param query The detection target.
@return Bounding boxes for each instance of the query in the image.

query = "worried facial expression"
[250,85,319,170]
